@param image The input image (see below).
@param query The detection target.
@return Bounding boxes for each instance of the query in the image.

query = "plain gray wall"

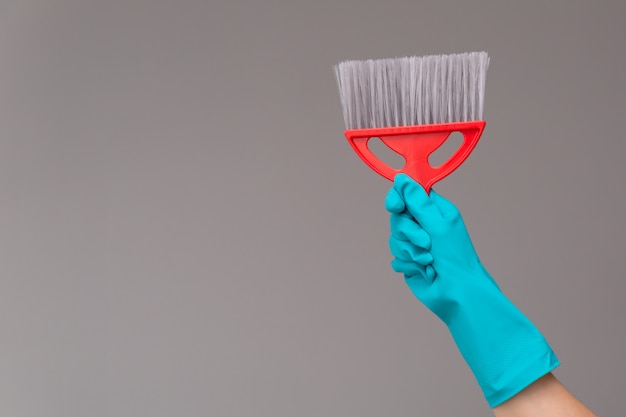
[1,1,624,416]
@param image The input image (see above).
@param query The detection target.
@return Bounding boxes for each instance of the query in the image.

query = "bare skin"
[493,373,596,417]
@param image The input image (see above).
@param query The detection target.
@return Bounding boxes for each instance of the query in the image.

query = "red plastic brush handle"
[344,121,486,193]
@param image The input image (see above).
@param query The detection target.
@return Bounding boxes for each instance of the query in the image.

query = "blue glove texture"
[387,174,560,408]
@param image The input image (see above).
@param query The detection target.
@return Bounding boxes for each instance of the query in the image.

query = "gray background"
[1,1,624,416]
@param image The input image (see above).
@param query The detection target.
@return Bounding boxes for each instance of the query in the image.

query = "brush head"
[334,52,489,130]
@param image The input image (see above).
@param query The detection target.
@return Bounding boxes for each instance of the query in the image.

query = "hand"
[386,174,559,408]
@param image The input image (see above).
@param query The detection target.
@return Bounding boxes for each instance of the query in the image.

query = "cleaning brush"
[334,51,489,192]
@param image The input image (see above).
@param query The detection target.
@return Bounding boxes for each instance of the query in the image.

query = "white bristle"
[334,52,490,130]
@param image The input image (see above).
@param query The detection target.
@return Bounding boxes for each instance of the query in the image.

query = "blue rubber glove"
[386,174,559,408]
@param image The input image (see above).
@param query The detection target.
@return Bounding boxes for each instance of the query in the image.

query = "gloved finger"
[425,265,436,282]
[429,189,461,220]
[391,258,427,278]
[389,236,434,265]
[385,186,405,213]
[390,212,432,249]
[400,262,436,284]
[393,174,443,229]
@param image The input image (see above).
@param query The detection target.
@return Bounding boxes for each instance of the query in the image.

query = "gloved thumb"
[385,186,405,213]
[394,174,443,227]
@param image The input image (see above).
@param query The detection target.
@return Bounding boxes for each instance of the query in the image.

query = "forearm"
[493,373,596,417]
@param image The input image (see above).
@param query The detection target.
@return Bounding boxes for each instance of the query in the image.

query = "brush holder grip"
[345,121,486,193]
